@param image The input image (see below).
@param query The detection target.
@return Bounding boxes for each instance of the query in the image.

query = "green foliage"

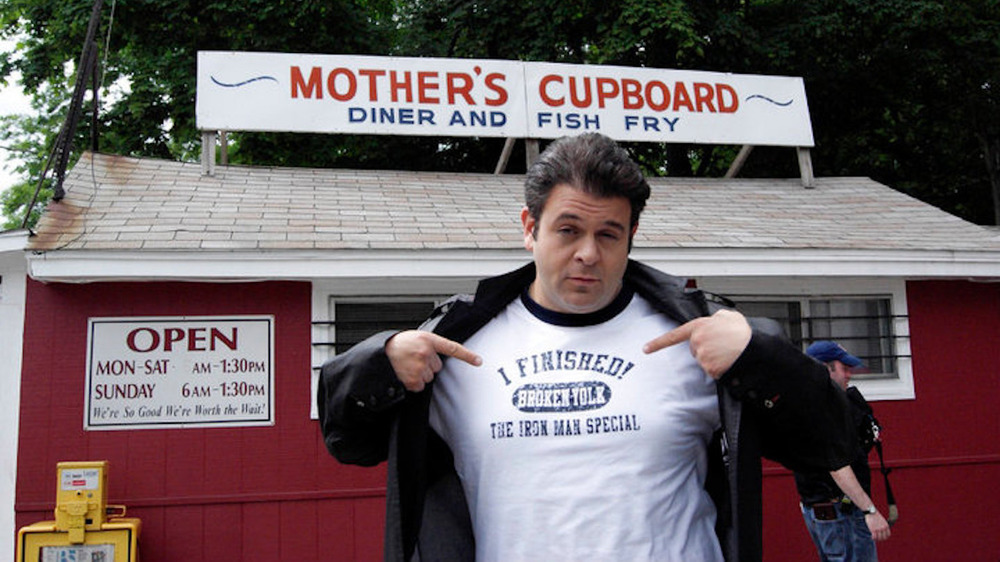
[0,81,67,229]
[745,0,1000,223]
[1,0,395,227]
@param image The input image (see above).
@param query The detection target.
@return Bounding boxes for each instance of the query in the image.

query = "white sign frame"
[197,51,814,147]
[84,315,275,430]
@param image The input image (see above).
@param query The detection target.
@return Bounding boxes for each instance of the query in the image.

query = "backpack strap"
[873,439,899,524]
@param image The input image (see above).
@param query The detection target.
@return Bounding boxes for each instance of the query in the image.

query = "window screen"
[737,296,898,379]
[331,300,439,354]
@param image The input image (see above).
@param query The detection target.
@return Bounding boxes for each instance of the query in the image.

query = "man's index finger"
[642,317,701,354]
[431,333,482,366]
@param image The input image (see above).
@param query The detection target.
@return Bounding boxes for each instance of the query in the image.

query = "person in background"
[318,133,855,562]
[795,340,892,561]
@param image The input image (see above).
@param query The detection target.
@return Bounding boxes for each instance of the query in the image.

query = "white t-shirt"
[429,290,723,562]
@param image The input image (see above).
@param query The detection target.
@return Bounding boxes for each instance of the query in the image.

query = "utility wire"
[20,0,104,228]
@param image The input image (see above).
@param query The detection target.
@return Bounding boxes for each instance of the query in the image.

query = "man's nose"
[575,236,599,264]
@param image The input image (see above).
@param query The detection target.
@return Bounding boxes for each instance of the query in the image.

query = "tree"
[743,0,1000,224]
[0,0,396,228]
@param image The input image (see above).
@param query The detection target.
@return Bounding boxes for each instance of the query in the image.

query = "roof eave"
[26,246,1000,283]
[0,230,30,254]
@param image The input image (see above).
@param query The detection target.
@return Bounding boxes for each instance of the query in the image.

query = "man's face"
[828,360,853,390]
[521,183,636,314]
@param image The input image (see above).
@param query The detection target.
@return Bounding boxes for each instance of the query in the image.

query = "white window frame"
[697,276,913,401]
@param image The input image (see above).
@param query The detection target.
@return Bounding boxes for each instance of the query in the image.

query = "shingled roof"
[31,151,1000,251]
[23,151,1000,280]
[28,152,524,252]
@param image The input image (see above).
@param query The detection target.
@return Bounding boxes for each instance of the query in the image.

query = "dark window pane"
[333,301,437,353]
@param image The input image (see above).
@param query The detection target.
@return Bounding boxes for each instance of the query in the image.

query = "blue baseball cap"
[806,340,863,367]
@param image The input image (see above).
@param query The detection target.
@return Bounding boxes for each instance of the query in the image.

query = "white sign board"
[42,544,115,562]
[523,61,813,145]
[198,52,526,138]
[85,316,275,430]
[60,468,100,491]
[197,51,814,146]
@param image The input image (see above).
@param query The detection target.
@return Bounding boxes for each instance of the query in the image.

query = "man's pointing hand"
[643,309,752,379]
[386,330,482,392]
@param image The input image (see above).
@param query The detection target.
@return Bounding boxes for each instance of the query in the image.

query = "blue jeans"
[800,503,878,562]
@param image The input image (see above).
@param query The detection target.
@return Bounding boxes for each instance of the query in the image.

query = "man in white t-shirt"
[318,133,854,561]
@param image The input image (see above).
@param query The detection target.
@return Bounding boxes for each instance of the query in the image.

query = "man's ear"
[521,207,536,251]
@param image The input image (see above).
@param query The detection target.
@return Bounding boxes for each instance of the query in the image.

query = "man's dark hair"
[524,133,651,229]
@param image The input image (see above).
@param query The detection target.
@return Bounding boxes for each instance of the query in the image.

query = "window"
[310,297,444,419]
[699,277,913,400]
[735,297,898,380]
[330,300,440,354]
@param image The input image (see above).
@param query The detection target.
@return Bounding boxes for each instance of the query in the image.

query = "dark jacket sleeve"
[316,295,466,467]
[317,330,408,466]
[718,329,856,473]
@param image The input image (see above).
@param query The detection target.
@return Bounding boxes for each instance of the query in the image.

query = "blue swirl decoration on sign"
[745,94,793,107]
[211,75,279,88]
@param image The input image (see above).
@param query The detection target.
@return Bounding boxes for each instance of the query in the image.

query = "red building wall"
[16,280,384,561]
[17,277,1000,561]
[763,279,1000,561]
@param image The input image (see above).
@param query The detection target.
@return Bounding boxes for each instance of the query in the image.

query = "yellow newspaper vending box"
[17,461,141,562]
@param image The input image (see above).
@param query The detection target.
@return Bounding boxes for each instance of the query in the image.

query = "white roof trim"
[635,247,1000,278]
[27,246,1000,282]
[0,230,29,255]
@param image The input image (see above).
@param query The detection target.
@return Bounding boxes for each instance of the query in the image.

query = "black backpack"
[846,386,899,524]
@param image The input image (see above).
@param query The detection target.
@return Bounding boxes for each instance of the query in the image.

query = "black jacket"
[795,386,877,504]
[318,260,854,561]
